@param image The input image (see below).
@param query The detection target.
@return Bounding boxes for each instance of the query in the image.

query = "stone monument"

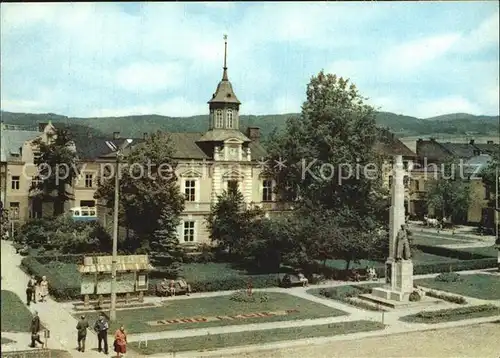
[372,155,414,301]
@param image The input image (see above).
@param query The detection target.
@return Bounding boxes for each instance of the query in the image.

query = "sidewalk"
[1,240,105,357]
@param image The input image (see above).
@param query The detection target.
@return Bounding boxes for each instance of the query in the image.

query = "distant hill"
[1,110,498,143]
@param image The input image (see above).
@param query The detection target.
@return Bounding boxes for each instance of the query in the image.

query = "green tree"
[206,189,264,259]
[31,128,80,216]
[1,207,10,239]
[94,131,185,251]
[481,153,499,208]
[150,207,183,277]
[265,71,390,267]
[425,159,471,223]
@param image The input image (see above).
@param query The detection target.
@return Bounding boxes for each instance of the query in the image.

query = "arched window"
[215,110,223,128]
[226,109,233,128]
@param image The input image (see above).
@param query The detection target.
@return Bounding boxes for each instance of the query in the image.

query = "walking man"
[30,311,44,348]
[76,315,89,352]
[29,275,37,304]
[26,282,33,306]
[94,313,109,354]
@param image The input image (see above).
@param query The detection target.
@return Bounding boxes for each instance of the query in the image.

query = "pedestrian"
[76,315,89,352]
[39,276,49,302]
[29,275,37,303]
[30,311,44,348]
[94,313,109,354]
[113,325,127,357]
[26,282,33,306]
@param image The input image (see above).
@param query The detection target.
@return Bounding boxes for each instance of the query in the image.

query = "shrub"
[409,291,421,302]
[426,290,467,304]
[435,272,462,282]
[21,257,80,301]
[229,290,270,303]
[416,304,498,319]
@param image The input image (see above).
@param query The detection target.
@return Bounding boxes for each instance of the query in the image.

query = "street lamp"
[105,138,133,322]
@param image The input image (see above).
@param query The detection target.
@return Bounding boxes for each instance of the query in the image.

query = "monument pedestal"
[372,259,413,302]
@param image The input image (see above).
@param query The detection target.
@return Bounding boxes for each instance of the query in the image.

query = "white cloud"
[0,98,48,113]
[456,12,500,53]
[89,97,207,118]
[414,96,482,118]
[115,62,185,93]
[382,34,460,73]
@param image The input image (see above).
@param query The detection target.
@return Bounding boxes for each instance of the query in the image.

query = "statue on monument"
[396,224,411,260]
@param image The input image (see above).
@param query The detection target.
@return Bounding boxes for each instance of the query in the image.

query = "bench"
[156,280,192,297]
[279,274,308,288]
[348,269,370,282]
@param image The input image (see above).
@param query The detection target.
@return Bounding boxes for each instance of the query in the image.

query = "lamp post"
[105,138,133,322]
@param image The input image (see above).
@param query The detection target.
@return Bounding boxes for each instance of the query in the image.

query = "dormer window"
[215,110,223,128]
[226,109,233,128]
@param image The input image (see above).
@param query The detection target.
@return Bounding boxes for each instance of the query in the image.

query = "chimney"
[113,132,120,140]
[417,138,423,142]
[38,122,48,132]
[487,140,493,144]
[246,127,260,142]
[143,132,148,140]
[469,139,474,145]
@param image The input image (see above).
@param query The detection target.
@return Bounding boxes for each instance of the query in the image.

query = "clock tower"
[197,34,251,161]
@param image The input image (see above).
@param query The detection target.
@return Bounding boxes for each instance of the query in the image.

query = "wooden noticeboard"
[96,272,136,294]
[81,274,96,295]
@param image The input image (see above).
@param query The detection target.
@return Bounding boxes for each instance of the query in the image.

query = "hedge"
[415,245,493,260]
[21,254,497,302]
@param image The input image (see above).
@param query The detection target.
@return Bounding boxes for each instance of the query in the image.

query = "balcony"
[184,202,212,212]
[258,201,294,211]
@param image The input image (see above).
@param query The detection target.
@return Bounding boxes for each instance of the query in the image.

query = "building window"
[80,200,95,207]
[33,151,41,161]
[84,173,93,188]
[227,180,238,194]
[31,175,41,189]
[11,176,20,190]
[226,109,233,128]
[413,179,420,192]
[388,176,393,188]
[9,202,20,219]
[485,185,491,200]
[262,180,273,202]
[183,221,195,242]
[184,180,196,202]
[215,110,223,128]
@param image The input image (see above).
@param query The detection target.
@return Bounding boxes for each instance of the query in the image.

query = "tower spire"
[222,34,228,81]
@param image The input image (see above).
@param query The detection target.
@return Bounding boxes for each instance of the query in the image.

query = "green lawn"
[129,320,385,354]
[74,292,346,334]
[412,251,460,263]
[455,246,498,258]
[411,235,472,247]
[0,291,35,332]
[2,349,72,358]
[400,304,500,324]
[415,274,500,300]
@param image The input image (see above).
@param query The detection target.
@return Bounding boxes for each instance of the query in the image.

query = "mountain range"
[1,110,498,143]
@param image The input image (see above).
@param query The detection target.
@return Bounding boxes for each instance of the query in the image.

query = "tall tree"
[150,207,183,277]
[31,128,80,216]
[425,159,471,223]
[265,71,390,262]
[94,131,185,251]
[481,153,499,208]
[206,189,263,258]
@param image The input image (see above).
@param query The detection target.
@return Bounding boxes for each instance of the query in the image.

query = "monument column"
[372,155,414,302]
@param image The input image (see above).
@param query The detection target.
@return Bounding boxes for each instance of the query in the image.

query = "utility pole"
[109,151,120,322]
[105,138,133,322]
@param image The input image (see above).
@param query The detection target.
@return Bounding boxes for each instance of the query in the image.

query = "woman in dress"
[113,325,127,357]
[39,276,49,302]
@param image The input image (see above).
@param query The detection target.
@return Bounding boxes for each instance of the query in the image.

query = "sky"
[1,2,499,119]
